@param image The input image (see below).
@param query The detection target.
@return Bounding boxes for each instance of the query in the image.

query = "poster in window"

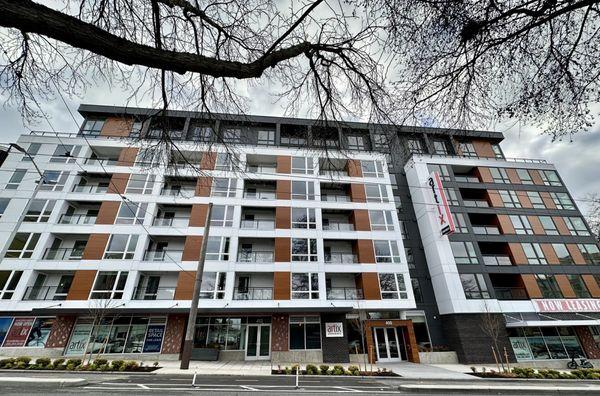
[26,317,55,347]
[65,323,93,356]
[3,317,35,347]
[143,325,165,353]
[509,337,533,361]
[0,317,14,346]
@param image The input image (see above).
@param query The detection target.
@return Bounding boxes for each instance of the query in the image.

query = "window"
[5,233,40,258]
[427,164,450,181]
[206,237,230,260]
[405,248,415,269]
[190,125,213,142]
[510,215,533,235]
[347,135,366,150]
[450,241,478,264]
[291,181,315,200]
[210,205,234,227]
[369,210,394,231]
[0,198,9,218]
[80,119,105,136]
[491,144,504,159]
[365,183,388,202]
[535,275,563,298]
[291,238,318,261]
[539,216,558,235]
[115,202,148,224]
[499,190,521,208]
[527,191,546,208]
[567,275,591,298]
[290,316,321,349]
[291,208,316,229]
[211,178,236,197]
[564,217,590,236]
[459,142,477,157]
[130,121,143,138]
[125,174,155,194]
[452,213,468,233]
[399,221,408,239]
[291,273,319,299]
[214,153,237,171]
[50,145,80,163]
[291,157,314,174]
[540,170,562,186]
[551,244,572,265]
[407,138,425,154]
[103,235,138,259]
[21,143,41,161]
[379,273,408,299]
[372,134,388,150]
[257,130,275,146]
[411,278,423,302]
[361,160,384,178]
[578,244,600,265]
[135,148,161,166]
[517,169,533,184]
[199,272,226,299]
[433,140,450,155]
[374,240,401,263]
[490,168,510,183]
[90,271,128,299]
[40,170,69,191]
[222,127,241,143]
[522,243,547,265]
[460,274,490,299]
[550,192,575,210]
[6,169,26,189]
[0,271,23,299]
[24,200,55,223]
[444,188,459,205]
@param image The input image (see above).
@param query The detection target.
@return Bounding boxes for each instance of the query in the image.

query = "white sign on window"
[325,322,344,338]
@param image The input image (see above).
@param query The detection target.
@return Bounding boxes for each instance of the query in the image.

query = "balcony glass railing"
[483,255,513,266]
[152,217,190,227]
[43,248,84,260]
[143,250,184,262]
[72,184,109,194]
[160,187,196,197]
[326,288,364,300]
[246,165,277,173]
[320,170,349,177]
[59,214,97,225]
[325,253,358,264]
[237,251,275,262]
[463,200,490,207]
[233,287,273,300]
[323,222,354,231]
[84,157,119,166]
[494,287,529,300]
[132,287,176,300]
[240,219,275,230]
[23,286,69,301]
[454,176,480,183]
[472,225,500,235]
[243,190,276,200]
[321,194,351,202]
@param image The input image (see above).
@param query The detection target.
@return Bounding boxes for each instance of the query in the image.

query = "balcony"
[322,209,355,231]
[483,255,513,266]
[152,217,189,227]
[463,200,490,208]
[323,222,354,231]
[319,158,349,177]
[321,183,351,202]
[132,286,176,300]
[153,204,192,226]
[23,285,71,301]
[143,250,184,262]
[240,219,275,230]
[72,183,109,194]
[243,180,277,200]
[84,157,119,166]
[43,248,84,260]
[494,287,529,300]
[454,175,480,183]
[324,240,357,264]
[472,226,500,235]
[59,214,97,225]
[237,251,275,262]
[326,288,364,300]
[460,188,490,208]
[325,253,358,264]
[233,287,273,300]
[245,154,277,174]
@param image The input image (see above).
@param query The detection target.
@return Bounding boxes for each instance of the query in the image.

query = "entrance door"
[245,324,271,360]
[373,327,404,362]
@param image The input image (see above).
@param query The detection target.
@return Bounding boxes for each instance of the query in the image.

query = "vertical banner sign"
[143,325,166,353]
[428,172,455,235]
[26,317,55,347]
[3,317,35,347]
[65,323,93,356]
[0,317,14,346]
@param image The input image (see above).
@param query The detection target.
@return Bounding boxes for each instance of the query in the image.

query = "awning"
[504,312,600,327]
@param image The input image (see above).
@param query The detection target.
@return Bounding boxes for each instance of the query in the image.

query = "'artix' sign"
[325,322,344,337]
[533,299,600,313]
[427,172,455,236]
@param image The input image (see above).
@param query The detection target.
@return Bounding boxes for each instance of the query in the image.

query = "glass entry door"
[373,327,405,362]
[245,324,271,360]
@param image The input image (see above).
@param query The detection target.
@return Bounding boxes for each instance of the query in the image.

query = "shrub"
[111,360,124,371]
[122,361,139,371]
[306,364,319,375]
[99,364,111,372]
[153,361,159,367]
[66,359,82,368]
[319,365,330,375]
[16,356,31,365]
[52,358,65,368]
[93,358,108,367]
[512,367,536,378]
[0,358,15,369]
[35,358,51,368]
[332,365,345,375]
[284,366,292,375]
[15,361,27,369]
[348,365,360,375]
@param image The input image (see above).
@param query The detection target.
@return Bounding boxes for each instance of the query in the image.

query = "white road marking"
[335,386,361,392]
[240,385,259,391]
[235,379,259,382]
[137,384,150,389]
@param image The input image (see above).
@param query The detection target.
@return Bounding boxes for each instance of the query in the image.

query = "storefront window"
[289,316,321,350]
[192,317,268,350]
[508,326,585,361]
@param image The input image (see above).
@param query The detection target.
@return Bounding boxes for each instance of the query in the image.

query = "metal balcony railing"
[152,217,190,227]
[243,190,276,200]
[463,200,490,208]
[323,222,354,231]
[326,288,364,300]
[43,248,84,260]
[237,251,275,262]
[23,286,69,301]
[72,184,109,194]
[132,287,176,300]
[246,165,277,173]
[240,219,275,230]
[233,287,273,300]
[472,225,500,235]
[143,250,184,262]
[59,214,97,225]
[325,253,358,264]
[454,176,480,183]
[321,194,351,202]
[494,287,529,300]
[483,255,513,266]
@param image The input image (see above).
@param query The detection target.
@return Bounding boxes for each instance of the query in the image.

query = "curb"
[0,377,88,388]
[398,384,600,394]
[0,368,157,375]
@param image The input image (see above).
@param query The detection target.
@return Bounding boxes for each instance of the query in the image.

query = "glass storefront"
[507,327,585,361]
[194,316,271,351]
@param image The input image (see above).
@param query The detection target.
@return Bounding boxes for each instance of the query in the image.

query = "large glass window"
[291,157,314,174]
[365,184,388,202]
[199,272,226,299]
[411,278,423,302]
[222,127,241,143]
[564,217,590,236]
[115,202,148,224]
[508,327,585,361]
[5,233,40,258]
[540,170,562,186]
[80,119,105,136]
[361,160,384,178]
[527,191,545,208]
[444,188,459,205]
[214,153,237,171]
[103,235,138,259]
[510,215,533,235]
[452,213,468,233]
[50,145,80,163]
[125,174,155,194]
[516,169,533,184]
[433,140,450,155]
[290,316,321,350]
[491,144,504,159]
[459,142,477,157]
[490,168,510,183]
[379,273,408,299]
[193,317,256,351]
[535,275,563,298]
[257,130,275,146]
[550,192,575,210]
[211,178,237,197]
[578,244,600,265]
[499,190,522,208]
[6,169,26,189]
[347,135,366,150]
[369,210,394,231]
[374,240,401,263]
[291,238,318,261]
[90,271,129,299]
[407,138,425,154]
[24,200,55,223]
[206,237,230,260]
[0,198,9,218]
[567,275,591,298]
[552,243,572,265]
[539,216,558,235]
[40,170,69,191]
[460,274,490,299]
[22,143,41,161]
[291,273,319,299]
[450,241,478,264]
[427,164,450,181]
[291,208,316,229]
[291,181,315,200]
[522,243,547,265]
[0,271,23,299]
[405,247,415,269]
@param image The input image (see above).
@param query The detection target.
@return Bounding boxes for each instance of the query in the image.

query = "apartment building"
[0,104,597,365]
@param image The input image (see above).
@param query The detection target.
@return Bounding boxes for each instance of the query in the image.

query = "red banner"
[2,317,35,347]
[533,299,600,313]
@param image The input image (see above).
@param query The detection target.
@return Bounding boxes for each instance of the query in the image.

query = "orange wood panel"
[117,147,139,166]
[276,156,291,173]
[273,272,291,300]
[274,237,291,262]
[582,275,600,298]
[567,244,587,265]
[100,117,134,137]
[195,177,212,197]
[189,204,209,227]
[200,152,216,170]
[522,275,543,298]
[82,234,110,260]
[96,201,120,225]
[174,271,195,300]
[347,160,363,177]
[508,243,527,265]
[350,184,366,203]
[276,180,291,200]
[108,173,129,194]
[182,236,203,261]
[497,215,515,234]
[555,275,576,298]
[540,244,560,265]
[275,207,291,229]
[356,239,376,263]
[66,270,97,300]
[353,209,371,231]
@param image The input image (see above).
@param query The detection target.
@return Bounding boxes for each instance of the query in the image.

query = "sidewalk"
[384,361,479,380]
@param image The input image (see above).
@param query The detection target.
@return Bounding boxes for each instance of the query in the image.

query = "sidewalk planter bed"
[0,357,160,372]
[470,366,600,380]
[271,364,399,377]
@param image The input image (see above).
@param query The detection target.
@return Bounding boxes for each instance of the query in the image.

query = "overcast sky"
[1,84,598,217]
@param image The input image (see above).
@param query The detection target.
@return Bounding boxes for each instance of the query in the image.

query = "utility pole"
[180,202,213,369]
[0,144,48,260]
